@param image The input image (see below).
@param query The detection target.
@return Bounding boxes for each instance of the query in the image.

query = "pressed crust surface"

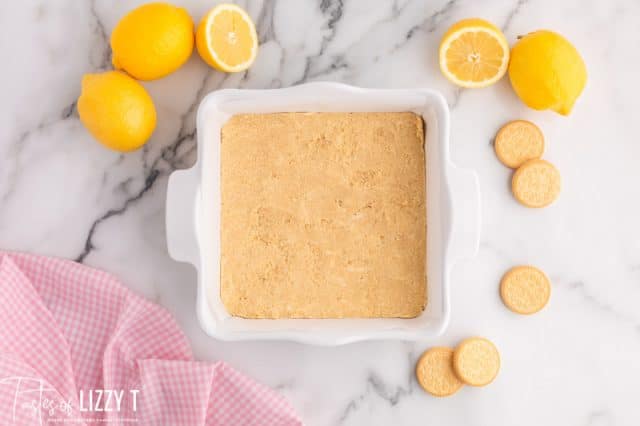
[220,112,426,318]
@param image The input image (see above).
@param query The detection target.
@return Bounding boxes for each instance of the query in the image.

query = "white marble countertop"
[2,0,639,425]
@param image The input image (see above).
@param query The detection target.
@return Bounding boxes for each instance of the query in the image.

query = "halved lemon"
[196,4,258,73]
[439,18,509,88]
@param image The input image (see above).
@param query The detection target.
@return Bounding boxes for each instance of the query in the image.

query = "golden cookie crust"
[494,120,544,168]
[220,112,426,319]
[500,265,551,314]
[453,337,500,387]
[416,347,464,397]
[512,159,561,208]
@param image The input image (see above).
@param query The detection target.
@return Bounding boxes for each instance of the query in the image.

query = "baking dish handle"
[166,168,199,265]
[448,166,481,263]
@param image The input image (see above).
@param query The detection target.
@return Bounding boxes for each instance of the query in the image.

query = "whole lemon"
[78,71,157,152]
[111,3,194,81]
[508,30,587,115]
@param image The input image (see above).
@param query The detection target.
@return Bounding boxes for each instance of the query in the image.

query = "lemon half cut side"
[439,18,510,88]
[196,4,258,73]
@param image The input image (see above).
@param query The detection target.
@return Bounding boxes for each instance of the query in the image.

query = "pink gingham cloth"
[0,251,302,426]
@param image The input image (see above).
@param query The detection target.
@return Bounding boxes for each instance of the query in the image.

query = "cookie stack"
[415,337,500,397]
[494,120,561,208]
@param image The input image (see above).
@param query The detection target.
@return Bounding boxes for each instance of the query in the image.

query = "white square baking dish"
[166,82,480,345]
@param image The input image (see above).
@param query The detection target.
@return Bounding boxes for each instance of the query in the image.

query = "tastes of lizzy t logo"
[0,376,140,424]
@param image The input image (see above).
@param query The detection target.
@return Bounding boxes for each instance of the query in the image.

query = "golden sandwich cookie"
[511,159,561,208]
[453,337,500,387]
[494,120,545,168]
[500,265,551,314]
[415,347,464,397]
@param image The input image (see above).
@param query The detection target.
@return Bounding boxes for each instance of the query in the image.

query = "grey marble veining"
[1,0,640,425]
